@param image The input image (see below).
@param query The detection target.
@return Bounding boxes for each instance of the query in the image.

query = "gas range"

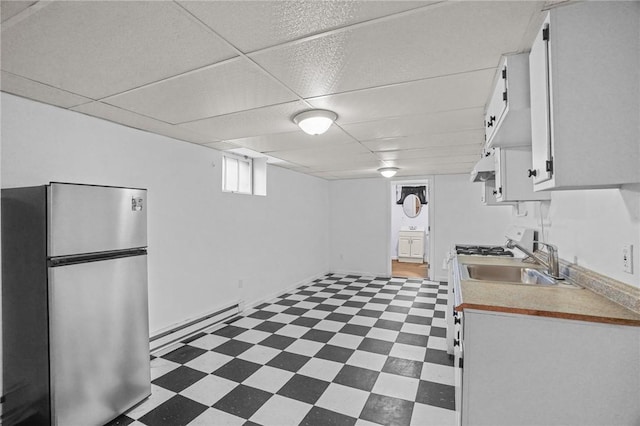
[455,244,514,257]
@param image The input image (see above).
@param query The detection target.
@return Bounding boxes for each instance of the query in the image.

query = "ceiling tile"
[386,155,479,168]
[178,1,433,53]
[307,68,495,125]
[202,141,242,151]
[104,58,297,124]
[267,143,374,165]
[1,1,237,99]
[385,155,480,173]
[250,1,544,98]
[1,1,37,23]
[397,162,476,175]
[226,126,355,153]
[1,71,92,108]
[179,100,307,140]
[342,107,483,141]
[71,101,219,145]
[361,130,483,152]
[375,144,482,161]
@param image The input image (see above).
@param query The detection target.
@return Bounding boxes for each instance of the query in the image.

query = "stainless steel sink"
[461,264,579,288]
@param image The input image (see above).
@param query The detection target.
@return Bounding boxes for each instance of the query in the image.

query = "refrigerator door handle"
[49,248,147,267]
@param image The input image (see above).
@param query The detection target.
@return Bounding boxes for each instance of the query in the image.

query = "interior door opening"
[389,179,432,279]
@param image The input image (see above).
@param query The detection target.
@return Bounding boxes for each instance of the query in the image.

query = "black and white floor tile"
[109,274,456,426]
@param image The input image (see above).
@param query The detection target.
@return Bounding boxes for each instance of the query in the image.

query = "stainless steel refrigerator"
[2,182,151,425]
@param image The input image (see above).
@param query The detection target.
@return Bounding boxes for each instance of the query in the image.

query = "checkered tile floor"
[110,274,456,426]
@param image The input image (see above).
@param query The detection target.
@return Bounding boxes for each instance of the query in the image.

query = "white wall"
[327,174,514,282]
[329,178,390,277]
[432,174,514,281]
[1,93,330,334]
[511,186,640,288]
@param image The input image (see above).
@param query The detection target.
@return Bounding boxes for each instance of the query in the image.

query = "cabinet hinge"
[502,90,508,102]
[546,160,553,173]
[542,26,549,41]
[501,67,507,80]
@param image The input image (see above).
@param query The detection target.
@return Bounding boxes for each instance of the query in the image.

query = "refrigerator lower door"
[48,254,150,426]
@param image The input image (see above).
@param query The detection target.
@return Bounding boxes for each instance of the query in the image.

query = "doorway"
[389,179,432,279]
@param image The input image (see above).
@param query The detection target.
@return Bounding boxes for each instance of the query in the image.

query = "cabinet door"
[485,65,508,144]
[398,237,412,258]
[410,236,424,258]
[493,148,504,201]
[529,14,553,185]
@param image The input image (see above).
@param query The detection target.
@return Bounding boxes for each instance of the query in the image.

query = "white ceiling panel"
[375,144,482,161]
[250,1,544,98]
[179,100,308,140]
[178,0,434,53]
[342,108,483,141]
[202,141,242,151]
[268,143,374,165]
[0,1,555,180]
[308,68,496,125]
[227,126,355,153]
[1,71,92,108]
[386,155,480,168]
[394,162,477,175]
[104,58,297,124]
[0,1,37,23]
[362,130,484,152]
[1,1,237,99]
[309,169,376,179]
[71,101,219,145]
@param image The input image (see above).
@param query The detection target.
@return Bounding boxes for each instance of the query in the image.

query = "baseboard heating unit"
[150,302,240,353]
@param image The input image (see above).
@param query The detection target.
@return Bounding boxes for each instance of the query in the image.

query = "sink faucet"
[505,239,563,279]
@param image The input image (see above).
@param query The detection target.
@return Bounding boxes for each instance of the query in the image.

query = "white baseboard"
[243,272,328,311]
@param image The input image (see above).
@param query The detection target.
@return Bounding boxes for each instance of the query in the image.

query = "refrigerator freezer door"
[48,254,150,426]
[48,183,147,257]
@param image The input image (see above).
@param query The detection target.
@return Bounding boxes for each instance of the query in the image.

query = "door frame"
[386,177,434,279]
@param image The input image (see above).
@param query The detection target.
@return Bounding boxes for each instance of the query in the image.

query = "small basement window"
[222,153,267,196]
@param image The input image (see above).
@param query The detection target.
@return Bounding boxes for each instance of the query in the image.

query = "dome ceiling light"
[293,109,337,135]
[378,167,399,178]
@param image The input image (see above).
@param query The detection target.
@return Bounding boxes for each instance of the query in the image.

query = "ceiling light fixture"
[378,167,399,178]
[293,109,337,135]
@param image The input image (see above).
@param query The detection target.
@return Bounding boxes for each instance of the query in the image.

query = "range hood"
[470,152,495,182]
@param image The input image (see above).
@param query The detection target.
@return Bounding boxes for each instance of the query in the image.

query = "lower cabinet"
[458,310,640,426]
[398,230,424,263]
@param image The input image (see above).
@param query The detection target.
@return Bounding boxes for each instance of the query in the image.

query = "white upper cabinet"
[480,179,514,206]
[494,147,550,202]
[528,2,640,190]
[484,53,532,148]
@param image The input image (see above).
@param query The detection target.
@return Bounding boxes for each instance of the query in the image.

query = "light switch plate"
[622,244,633,274]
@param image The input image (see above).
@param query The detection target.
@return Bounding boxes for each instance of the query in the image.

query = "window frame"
[222,153,253,195]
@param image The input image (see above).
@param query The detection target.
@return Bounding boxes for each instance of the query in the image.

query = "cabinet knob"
[492,190,498,195]
[528,169,537,178]
[454,317,461,325]
[454,339,460,347]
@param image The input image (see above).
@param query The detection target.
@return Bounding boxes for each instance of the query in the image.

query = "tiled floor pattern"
[111,274,456,426]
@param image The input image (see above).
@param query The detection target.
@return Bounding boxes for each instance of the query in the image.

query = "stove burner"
[455,245,514,257]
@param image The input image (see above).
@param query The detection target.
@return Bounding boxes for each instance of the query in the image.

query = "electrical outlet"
[622,244,633,274]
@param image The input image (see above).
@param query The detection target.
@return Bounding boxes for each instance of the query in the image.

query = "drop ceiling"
[0,0,563,179]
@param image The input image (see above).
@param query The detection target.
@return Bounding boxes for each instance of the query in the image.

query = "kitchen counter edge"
[453,255,640,327]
